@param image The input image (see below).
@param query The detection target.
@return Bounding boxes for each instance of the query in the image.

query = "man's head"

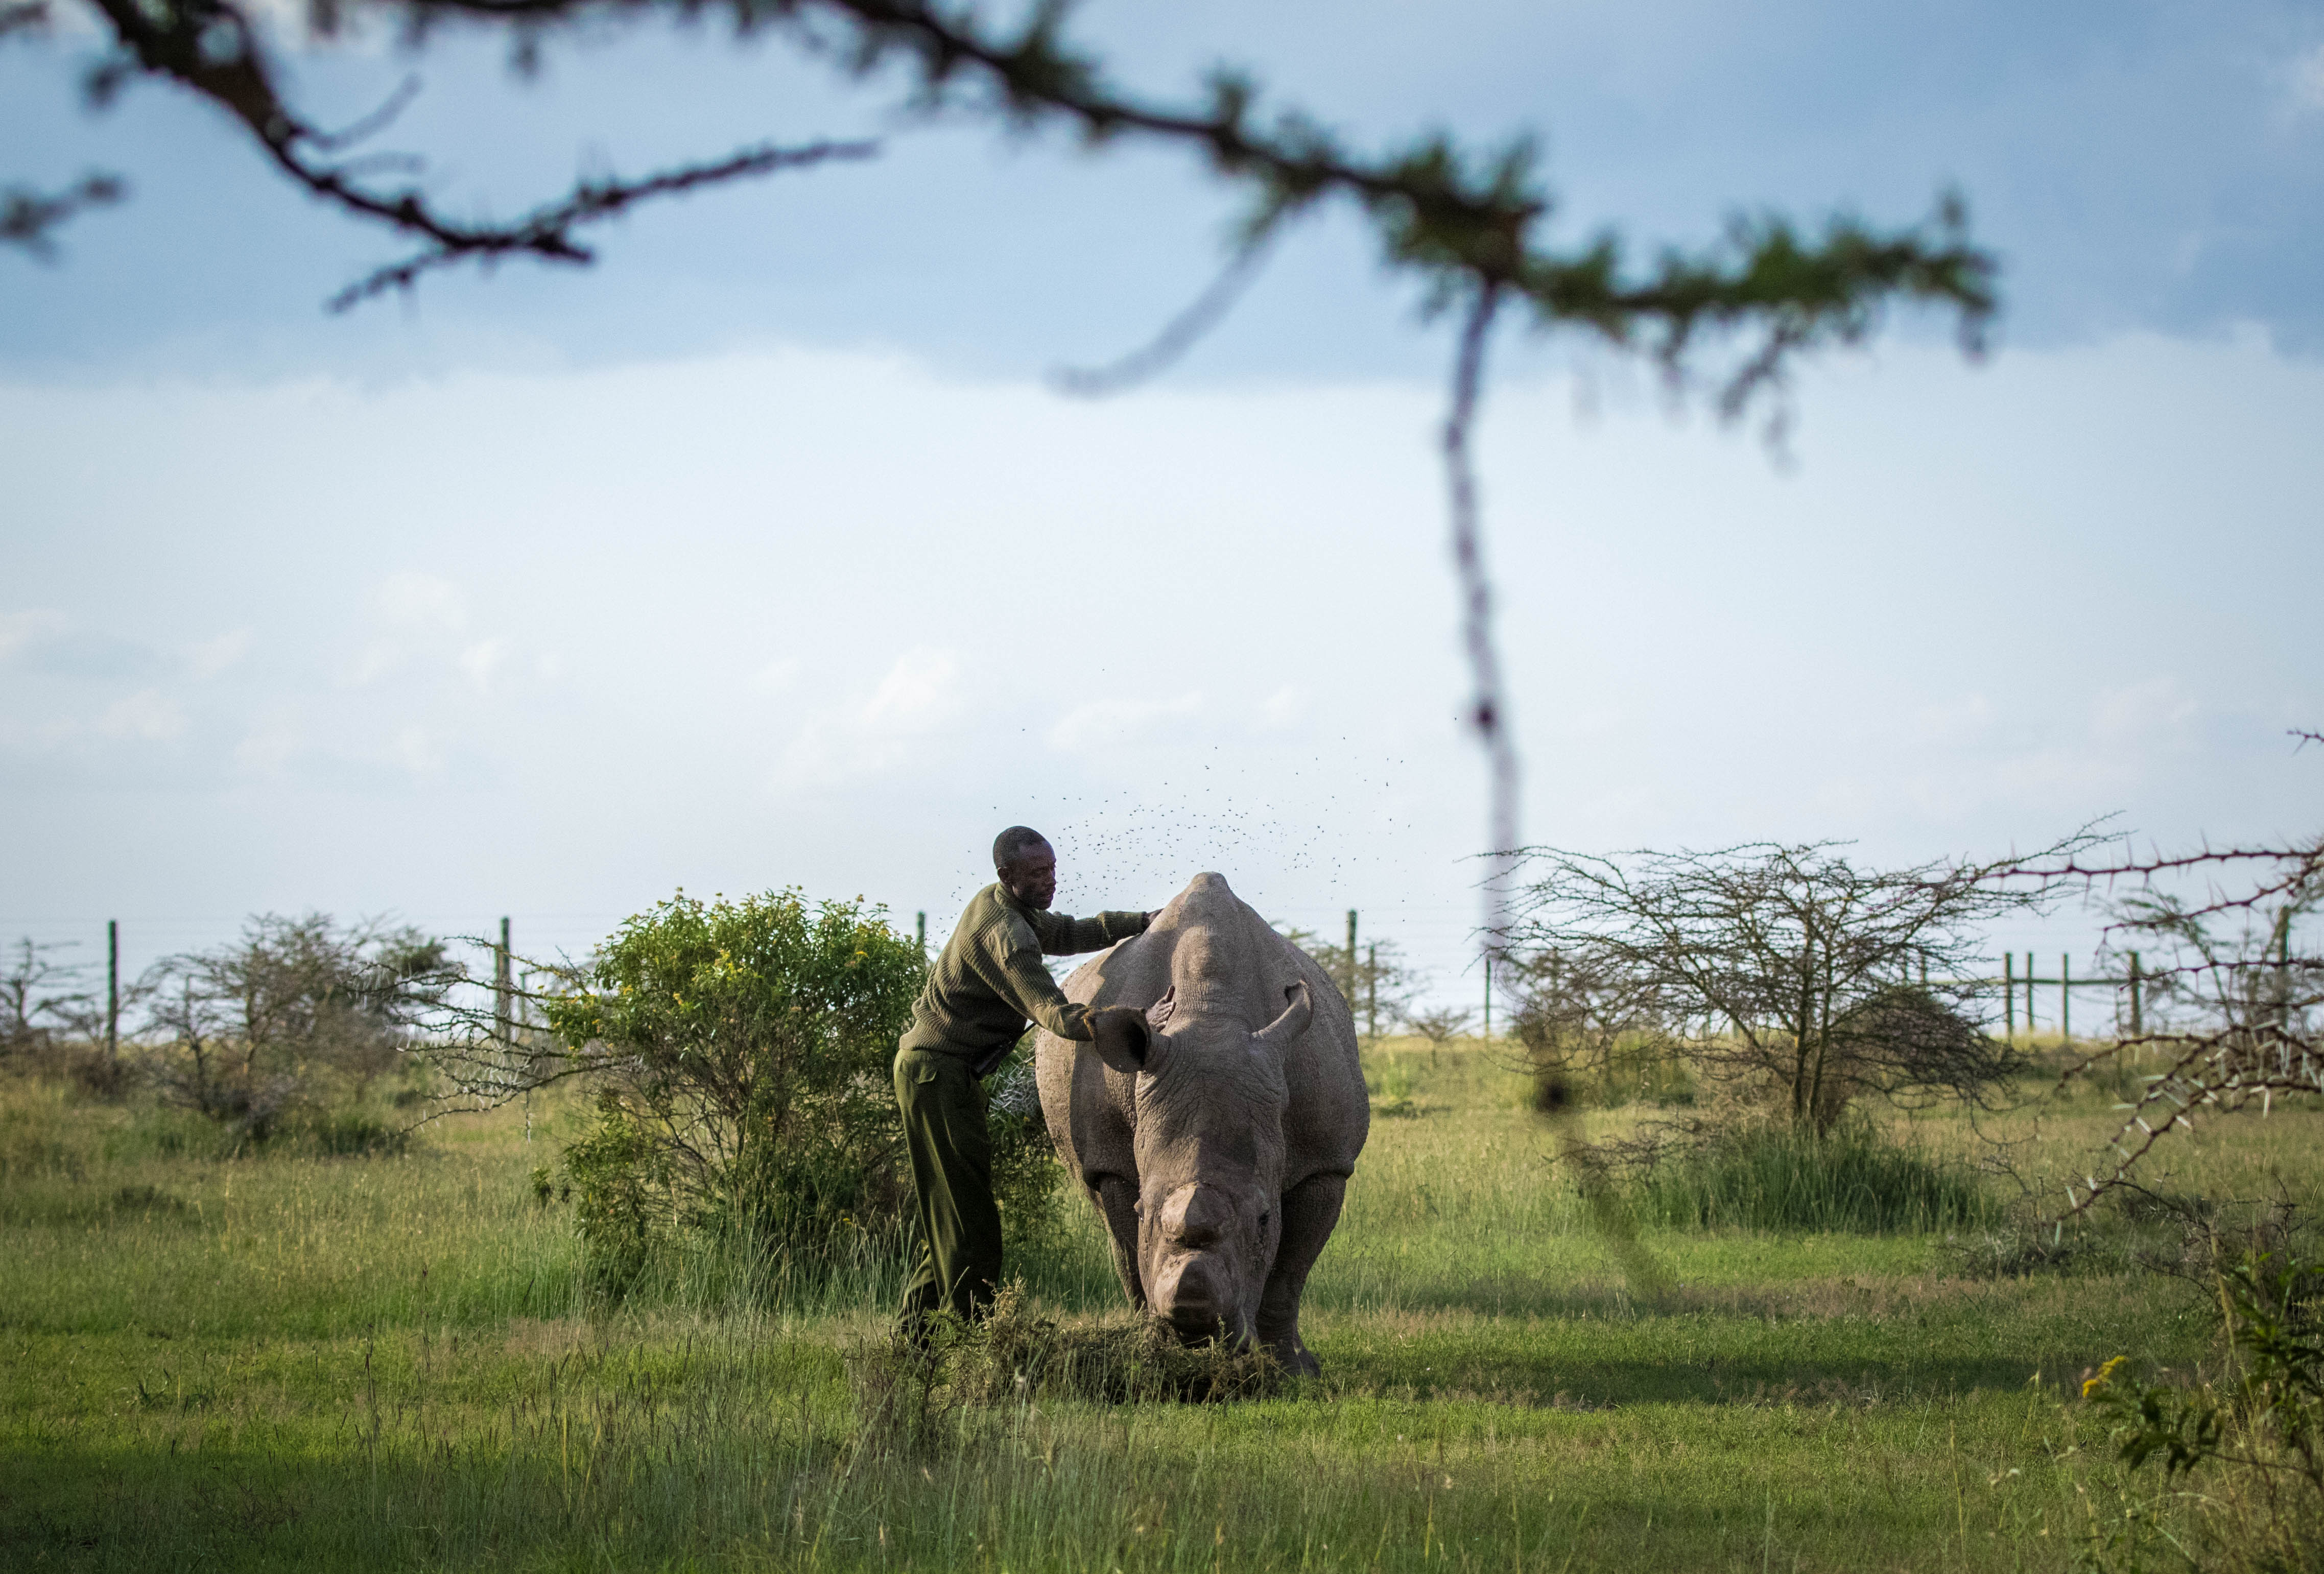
[992,826,1057,910]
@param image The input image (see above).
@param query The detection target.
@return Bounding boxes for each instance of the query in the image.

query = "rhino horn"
[1250,980,1312,1055]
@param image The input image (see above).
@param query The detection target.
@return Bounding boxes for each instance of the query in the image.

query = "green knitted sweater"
[898,884,1149,1074]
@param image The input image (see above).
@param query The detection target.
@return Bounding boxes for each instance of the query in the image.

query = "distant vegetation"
[3,803,2316,1569]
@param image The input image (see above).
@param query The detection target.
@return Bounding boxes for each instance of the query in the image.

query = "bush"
[539,890,1064,1300]
[539,891,922,1295]
[982,1047,1065,1256]
[1629,1120,1991,1233]
[2079,1246,2324,1573]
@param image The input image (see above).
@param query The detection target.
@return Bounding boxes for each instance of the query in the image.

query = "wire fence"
[8,908,2175,1050]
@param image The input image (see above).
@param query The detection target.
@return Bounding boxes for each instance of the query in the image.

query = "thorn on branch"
[1,172,126,257]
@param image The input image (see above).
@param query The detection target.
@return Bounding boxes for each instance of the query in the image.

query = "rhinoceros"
[1033,871,1368,1375]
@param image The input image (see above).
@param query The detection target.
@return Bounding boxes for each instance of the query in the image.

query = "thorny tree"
[1506,841,2086,1133]
[1279,928,1421,1041]
[4,0,2002,928]
[0,939,90,1062]
[1996,741,2323,1217]
[141,913,452,1141]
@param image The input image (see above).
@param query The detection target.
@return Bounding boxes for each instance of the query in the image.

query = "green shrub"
[537,890,923,1297]
[539,890,1065,1301]
[1629,1120,1990,1233]
[2079,1247,2324,1572]
[982,1047,1065,1257]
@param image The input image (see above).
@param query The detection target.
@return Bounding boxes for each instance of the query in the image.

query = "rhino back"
[1033,872,1368,1190]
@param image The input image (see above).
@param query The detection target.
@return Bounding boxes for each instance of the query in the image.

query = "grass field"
[3,1037,2317,1572]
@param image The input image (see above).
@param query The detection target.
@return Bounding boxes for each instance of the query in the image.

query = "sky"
[4,1,2321,1015]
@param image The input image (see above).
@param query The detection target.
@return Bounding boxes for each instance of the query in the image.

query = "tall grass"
[8,1042,2318,1571]
[1631,1122,1994,1234]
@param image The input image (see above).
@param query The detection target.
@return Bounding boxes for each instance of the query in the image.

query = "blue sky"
[4,1,2320,1009]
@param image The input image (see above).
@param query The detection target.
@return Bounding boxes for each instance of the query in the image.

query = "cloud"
[95,688,186,741]
[778,647,964,784]
[350,574,479,685]
[235,717,301,775]
[752,657,804,694]
[863,649,961,729]
[2291,42,2324,113]
[391,724,443,776]
[1048,691,1205,753]
[2093,677,2199,744]
[0,609,160,678]
[374,573,466,631]
[459,638,508,690]
[0,610,69,660]
[1257,686,1308,731]
[1910,693,1995,742]
[188,628,252,679]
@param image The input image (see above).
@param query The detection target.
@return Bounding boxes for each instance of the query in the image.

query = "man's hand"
[1145,986,1177,1033]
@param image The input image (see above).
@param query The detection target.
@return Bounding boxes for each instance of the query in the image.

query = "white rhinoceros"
[1033,871,1368,1376]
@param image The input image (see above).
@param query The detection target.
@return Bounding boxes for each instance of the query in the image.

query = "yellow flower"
[2083,1356,2128,1399]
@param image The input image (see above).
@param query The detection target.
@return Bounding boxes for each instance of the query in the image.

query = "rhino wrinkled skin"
[1034,872,1369,1376]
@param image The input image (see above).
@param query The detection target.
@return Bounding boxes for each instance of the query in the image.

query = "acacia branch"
[78,0,876,306]
[2,172,125,256]
[73,0,1995,387]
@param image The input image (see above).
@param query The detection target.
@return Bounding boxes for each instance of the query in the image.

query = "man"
[894,825,1154,1332]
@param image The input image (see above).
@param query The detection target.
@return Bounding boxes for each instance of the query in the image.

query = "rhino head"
[1091,964,1313,1348]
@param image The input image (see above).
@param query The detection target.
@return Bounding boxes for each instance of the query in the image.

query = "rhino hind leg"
[1092,1174,1146,1308]
[1257,1172,1346,1378]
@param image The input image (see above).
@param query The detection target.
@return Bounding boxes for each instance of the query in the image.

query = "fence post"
[495,917,512,1047]
[1483,952,1493,1041]
[2004,952,2015,1039]
[2061,953,2071,1044]
[1366,943,1377,1041]
[2129,951,2142,1040]
[1345,910,1359,1011]
[916,911,927,953]
[2024,953,2036,1033]
[2277,911,2294,1032]
[105,919,118,1075]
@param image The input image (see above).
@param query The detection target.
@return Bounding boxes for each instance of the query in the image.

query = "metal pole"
[2061,953,2071,1044]
[2129,951,2142,1039]
[496,916,512,1046]
[916,911,927,953]
[105,919,118,1073]
[2024,953,2035,1033]
[2004,952,2014,1039]
[1366,943,1377,1040]
[1483,953,1492,1041]
[1345,909,1358,1009]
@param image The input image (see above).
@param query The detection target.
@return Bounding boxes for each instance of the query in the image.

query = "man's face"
[999,843,1058,910]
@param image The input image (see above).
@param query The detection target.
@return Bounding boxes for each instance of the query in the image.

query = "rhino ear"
[1250,980,1312,1056]
[1088,1005,1151,1076]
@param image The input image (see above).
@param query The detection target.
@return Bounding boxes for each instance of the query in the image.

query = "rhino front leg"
[1092,1174,1146,1308]
[1257,1172,1346,1378]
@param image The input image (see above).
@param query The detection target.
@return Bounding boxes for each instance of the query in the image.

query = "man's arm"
[1027,909,1151,956]
[992,927,1097,1041]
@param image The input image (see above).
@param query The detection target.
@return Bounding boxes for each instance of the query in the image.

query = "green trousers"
[894,1045,1003,1327]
